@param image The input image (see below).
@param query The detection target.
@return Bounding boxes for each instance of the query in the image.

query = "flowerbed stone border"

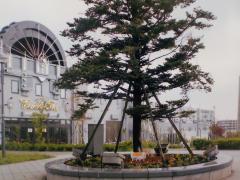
[45,154,232,179]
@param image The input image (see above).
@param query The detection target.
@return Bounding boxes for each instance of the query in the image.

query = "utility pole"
[0,37,7,158]
[0,62,5,158]
[196,109,199,137]
[237,77,240,131]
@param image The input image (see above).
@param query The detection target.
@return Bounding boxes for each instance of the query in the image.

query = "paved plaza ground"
[0,151,71,180]
[221,150,240,180]
[0,150,239,180]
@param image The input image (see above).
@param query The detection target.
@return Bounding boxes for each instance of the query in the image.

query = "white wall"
[82,99,132,143]
[141,108,215,142]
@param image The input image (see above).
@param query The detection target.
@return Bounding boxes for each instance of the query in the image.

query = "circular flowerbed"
[65,154,212,169]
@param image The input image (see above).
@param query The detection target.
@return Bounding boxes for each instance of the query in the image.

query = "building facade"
[72,98,133,144]
[142,108,215,142]
[217,120,237,132]
[0,21,72,144]
[73,96,215,144]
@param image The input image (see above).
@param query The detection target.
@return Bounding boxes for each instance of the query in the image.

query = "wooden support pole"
[114,84,131,153]
[80,82,122,159]
[152,92,194,156]
[143,88,165,161]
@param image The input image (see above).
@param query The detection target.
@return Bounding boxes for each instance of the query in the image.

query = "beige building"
[217,120,237,132]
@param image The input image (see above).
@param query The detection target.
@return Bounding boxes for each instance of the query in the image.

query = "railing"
[7,55,66,77]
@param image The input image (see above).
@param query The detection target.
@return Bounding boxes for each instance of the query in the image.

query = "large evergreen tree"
[57,0,215,152]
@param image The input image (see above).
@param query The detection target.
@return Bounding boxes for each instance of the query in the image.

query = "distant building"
[71,85,87,144]
[72,98,133,144]
[76,102,215,144]
[0,21,72,144]
[142,108,215,142]
[217,120,237,132]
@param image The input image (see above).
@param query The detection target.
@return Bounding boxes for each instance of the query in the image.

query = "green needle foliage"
[57,0,215,151]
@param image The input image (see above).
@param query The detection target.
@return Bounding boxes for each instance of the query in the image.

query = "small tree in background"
[72,95,98,144]
[29,98,56,144]
[32,112,47,143]
[210,123,225,139]
[57,0,215,152]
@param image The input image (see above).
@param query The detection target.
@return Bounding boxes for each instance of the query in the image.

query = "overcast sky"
[0,0,240,120]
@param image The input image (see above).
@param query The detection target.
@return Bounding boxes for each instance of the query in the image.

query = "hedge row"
[0,141,156,152]
[0,141,184,152]
[104,141,157,152]
[192,139,214,150]
[168,144,183,149]
[214,138,240,150]
[192,138,240,150]
[2,142,85,151]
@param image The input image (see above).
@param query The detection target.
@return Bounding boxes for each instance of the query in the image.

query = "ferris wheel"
[0,21,66,66]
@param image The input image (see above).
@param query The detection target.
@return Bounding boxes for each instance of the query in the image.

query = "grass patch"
[0,152,52,165]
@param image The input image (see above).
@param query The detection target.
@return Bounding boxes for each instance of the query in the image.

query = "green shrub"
[192,139,213,150]
[103,141,133,152]
[119,140,132,147]
[74,144,85,150]
[55,144,65,151]
[119,141,132,151]
[103,144,115,152]
[142,141,156,149]
[2,142,85,152]
[168,144,183,149]
[19,142,33,151]
[103,140,157,152]
[34,144,47,151]
[3,140,164,152]
[6,142,18,150]
[213,138,240,149]
[193,138,240,150]
[47,144,57,151]
[64,144,74,151]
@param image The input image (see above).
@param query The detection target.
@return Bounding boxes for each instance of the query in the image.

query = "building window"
[49,81,54,93]
[35,84,42,96]
[11,80,19,93]
[60,89,66,99]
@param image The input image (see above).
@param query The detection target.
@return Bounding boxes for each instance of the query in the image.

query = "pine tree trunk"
[132,83,142,152]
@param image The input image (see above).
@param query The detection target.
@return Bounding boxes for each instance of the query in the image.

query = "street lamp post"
[0,37,7,158]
